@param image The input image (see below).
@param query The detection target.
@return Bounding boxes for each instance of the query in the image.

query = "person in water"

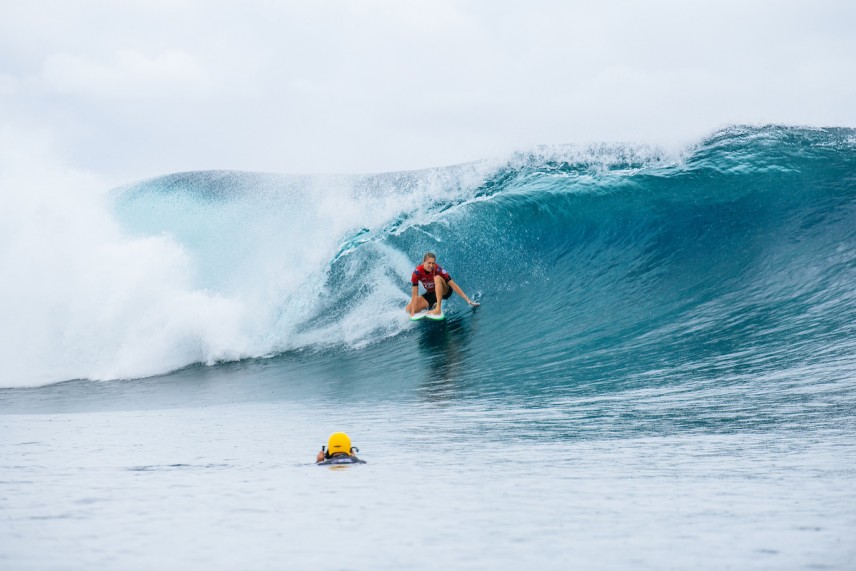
[316,432,366,465]
[406,252,479,317]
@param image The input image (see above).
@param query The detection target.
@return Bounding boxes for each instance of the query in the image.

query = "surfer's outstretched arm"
[448,280,479,306]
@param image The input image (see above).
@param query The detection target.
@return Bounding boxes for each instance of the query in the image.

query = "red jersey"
[411,264,451,292]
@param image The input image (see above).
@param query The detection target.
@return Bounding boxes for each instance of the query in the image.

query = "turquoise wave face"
[10,125,855,393]
[341,126,856,387]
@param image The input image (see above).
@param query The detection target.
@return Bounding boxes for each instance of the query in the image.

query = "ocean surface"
[2,125,855,569]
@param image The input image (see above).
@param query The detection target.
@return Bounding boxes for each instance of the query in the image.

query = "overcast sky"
[1,0,854,180]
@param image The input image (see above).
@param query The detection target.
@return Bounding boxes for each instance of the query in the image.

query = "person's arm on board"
[409,284,420,316]
[447,280,479,306]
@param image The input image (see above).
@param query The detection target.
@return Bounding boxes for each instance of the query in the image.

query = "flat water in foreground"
[2,367,854,571]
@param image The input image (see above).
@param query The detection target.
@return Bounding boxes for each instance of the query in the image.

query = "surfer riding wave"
[406,252,479,317]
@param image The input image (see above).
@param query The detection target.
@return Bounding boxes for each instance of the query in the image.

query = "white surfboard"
[409,311,445,322]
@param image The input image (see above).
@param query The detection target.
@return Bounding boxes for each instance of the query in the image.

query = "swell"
[3,125,856,389]
[362,125,856,393]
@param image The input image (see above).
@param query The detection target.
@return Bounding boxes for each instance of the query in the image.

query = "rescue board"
[317,456,366,465]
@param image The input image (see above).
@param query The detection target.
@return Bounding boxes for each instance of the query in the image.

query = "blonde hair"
[423,252,436,262]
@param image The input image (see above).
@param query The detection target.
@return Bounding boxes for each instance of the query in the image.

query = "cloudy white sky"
[1,0,855,180]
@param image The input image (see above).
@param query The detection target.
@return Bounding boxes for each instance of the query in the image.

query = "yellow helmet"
[327,432,352,456]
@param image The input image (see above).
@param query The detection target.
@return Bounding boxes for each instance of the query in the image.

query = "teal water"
[2,126,856,569]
